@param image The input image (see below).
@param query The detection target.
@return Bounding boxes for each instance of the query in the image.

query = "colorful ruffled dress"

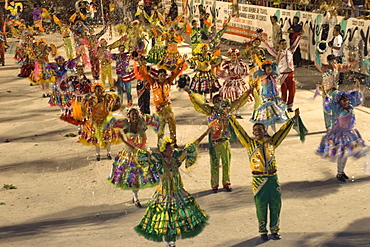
[250,68,290,126]
[79,94,122,149]
[147,31,166,64]
[157,33,184,71]
[134,142,208,242]
[317,91,367,160]
[108,114,161,190]
[60,75,92,126]
[188,53,221,94]
[46,58,78,107]
[218,59,250,102]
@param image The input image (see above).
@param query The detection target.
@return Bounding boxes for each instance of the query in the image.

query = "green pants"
[210,140,231,189]
[253,175,281,234]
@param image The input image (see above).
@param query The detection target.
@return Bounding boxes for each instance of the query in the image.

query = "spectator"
[270,15,282,50]
[329,25,344,84]
[353,0,365,16]
[168,0,178,21]
[287,16,302,67]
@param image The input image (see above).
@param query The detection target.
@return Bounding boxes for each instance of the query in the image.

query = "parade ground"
[1,33,370,247]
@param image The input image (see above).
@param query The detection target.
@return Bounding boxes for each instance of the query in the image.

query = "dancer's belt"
[213,138,228,143]
[252,169,277,175]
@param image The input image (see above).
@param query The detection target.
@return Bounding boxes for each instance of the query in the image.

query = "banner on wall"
[171,1,369,75]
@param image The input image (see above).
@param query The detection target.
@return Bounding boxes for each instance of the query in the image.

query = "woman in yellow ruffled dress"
[187,43,222,101]
[157,28,185,71]
[79,82,122,161]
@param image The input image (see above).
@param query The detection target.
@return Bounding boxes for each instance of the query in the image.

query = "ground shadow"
[0,203,137,240]
[0,154,91,173]
[230,236,268,246]
[281,175,370,199]
[322,217,370,246]
[0,128,72,143]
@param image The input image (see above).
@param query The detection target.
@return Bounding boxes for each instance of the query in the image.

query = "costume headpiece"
[91,82,105,92]
[124,105,142,116]
[262,60,273,69]
[227,48,240,57]
[158,137,173,152]
[36,38,47,46]
[54,55,65,61]
[335,91,350,102]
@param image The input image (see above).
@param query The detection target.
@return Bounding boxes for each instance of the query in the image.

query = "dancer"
[79,82,122,161]
[314,53,352,130]
[60,64,92,134]
[244,37,266,71]
[85,25,108,80]
[71,20,90,67]
[131,127,211,246]
[15,33,35,78]
[108,107,160,208]
[218,48,250,119]
[316,79,368,181]
[46,56,79,113]
[137,56,186,145]
[28,39,51,97]
[263,32,303,112]
[186,19,203,55]
[250,60,290,133]
[54,17,75,59]
[230,108,300,241]
[111,44,135,105]
[185,87,253,193]
[208,16,231,70]
[157,28,185,71]
[187,43,222,102]
[146,24,166,64]
[98,39,114,91]
[136,56,158,114]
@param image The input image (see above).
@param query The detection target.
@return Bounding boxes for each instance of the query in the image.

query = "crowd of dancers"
[5,4,370,246]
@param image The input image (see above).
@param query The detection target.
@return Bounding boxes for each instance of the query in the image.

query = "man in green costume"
[230,108,300,241]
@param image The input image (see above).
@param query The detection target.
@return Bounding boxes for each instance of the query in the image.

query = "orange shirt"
[139,65,183,106]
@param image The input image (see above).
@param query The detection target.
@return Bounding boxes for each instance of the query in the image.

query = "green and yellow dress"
[134,142,209,242]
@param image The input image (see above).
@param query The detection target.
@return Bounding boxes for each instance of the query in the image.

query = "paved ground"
[1,31,370,247]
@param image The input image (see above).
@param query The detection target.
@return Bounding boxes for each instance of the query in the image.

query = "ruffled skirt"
[219,78,249,102]
[147,45,166,64]
[250,98,290,126]
[157,51,182,71]
[134,187,208,242]
[79,116,122,149]
[108,147,160,190]
[316,127,367,161]
[189,70,220,94]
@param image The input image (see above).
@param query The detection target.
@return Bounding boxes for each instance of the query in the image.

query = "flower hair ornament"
[91,82,105,92]
[227,48,240,57]
[158,137,173,152]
